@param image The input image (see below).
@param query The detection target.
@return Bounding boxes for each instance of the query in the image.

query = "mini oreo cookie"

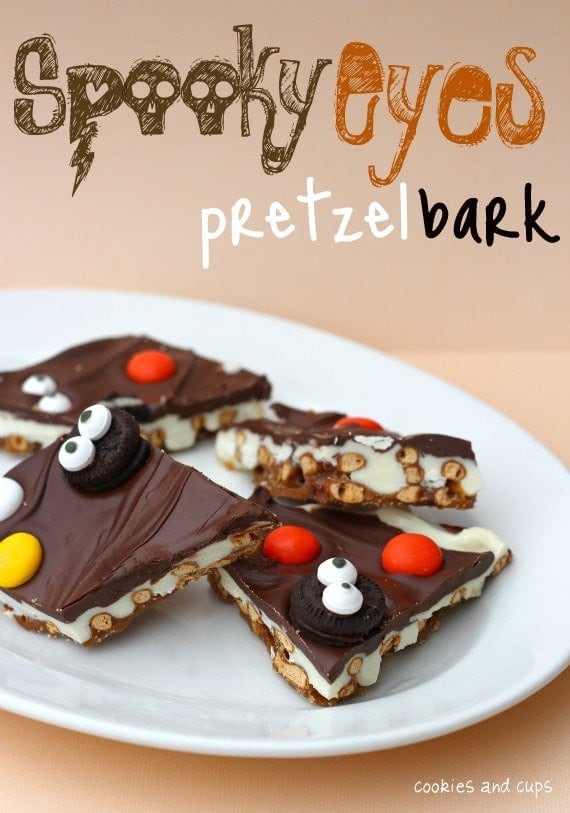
[289,573,385,648]
[64,408,150,492]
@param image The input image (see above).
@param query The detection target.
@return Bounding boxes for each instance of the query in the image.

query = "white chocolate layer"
[215,508,509,702]
[0,411,69,446]
[0,399,266,452]
[138,399,266,452]
[215,428,484,497]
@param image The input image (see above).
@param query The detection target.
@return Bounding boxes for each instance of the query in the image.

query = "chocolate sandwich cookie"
[60,406,150,492]
[289,572,386,647]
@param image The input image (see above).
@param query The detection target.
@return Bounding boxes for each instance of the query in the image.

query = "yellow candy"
[0,532,43,588]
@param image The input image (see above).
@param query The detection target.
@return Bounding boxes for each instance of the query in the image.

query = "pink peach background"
[0,1,568,810]
[1,0,568,352]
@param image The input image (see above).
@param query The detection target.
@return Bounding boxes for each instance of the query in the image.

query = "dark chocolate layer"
[0,442,277,622]
[0,335,271,427]
[223,489,495,683]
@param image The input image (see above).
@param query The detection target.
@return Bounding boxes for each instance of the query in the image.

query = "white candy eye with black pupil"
[78,404,112,440]
[322,582,363,615]
[317,556,358,586]
[37,392,73,414]
[0,476,24,521]
[22,373,57,396]
[58,436,96,472]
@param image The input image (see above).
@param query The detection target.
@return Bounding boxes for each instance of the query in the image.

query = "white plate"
[0,289,568,758]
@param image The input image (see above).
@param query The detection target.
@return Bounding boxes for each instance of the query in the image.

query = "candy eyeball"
[21,373,57,397]
[37,392,73,414]
[322,581,363,615]
[317,556,358,586]
[78,404,112,441]
[58,436,96,472]
[0,477,25,521]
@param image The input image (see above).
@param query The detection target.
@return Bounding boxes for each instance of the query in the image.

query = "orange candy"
[333,416,383,430]
[125,349,177,384]
[263,525,321,565]
[381,532,443,576]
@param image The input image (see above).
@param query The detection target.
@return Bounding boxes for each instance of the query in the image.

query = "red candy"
[334,416,383,431]
[381,533,443,576]
[263,525,321,565]
[126,349,177,384]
